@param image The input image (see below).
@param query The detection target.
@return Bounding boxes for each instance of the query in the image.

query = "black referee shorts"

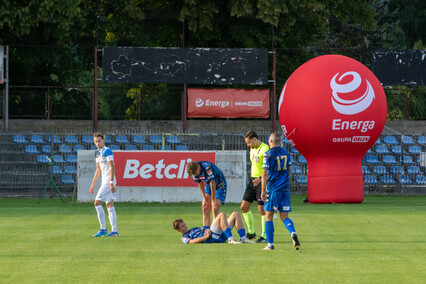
[242,177,264,205]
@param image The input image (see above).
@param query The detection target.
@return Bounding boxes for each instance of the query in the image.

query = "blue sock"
[202,226,210,230]
[283,218,296,235]
[224,228,233,239]
[265,220,274,244]
[237,228,246,239]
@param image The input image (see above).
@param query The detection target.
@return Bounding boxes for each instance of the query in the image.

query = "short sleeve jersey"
[181,227,204,244]
[263,146,292,192]
[250,142,269,178]
[192,161,225,185]
[96,146,114,185]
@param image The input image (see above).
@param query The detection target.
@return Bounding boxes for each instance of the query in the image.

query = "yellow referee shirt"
[250,142,269,178]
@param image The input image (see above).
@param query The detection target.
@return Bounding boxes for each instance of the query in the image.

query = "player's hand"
[204,229,212,237]
[261,191,266,201]
[253,178,260,186]
[110,184,117,193]
[89,185,94,194]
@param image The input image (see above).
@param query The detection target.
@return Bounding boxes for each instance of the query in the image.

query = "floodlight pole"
[2,46,9,132]
[272,48,277,132]
[93,46,98,131]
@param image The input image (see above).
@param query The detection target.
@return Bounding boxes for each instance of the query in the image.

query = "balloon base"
[307,175,364,204]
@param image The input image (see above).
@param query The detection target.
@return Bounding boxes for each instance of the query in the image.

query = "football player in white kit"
[89,133,118,237]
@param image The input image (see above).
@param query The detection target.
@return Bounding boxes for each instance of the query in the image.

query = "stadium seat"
[90,144,98,150]
[415,175,425,185]
[65,135,79,144]
[37,155,51,163]
[105,136,112,144]
[298,155,307,164]
[50,166,63,175]
[48,135,62,144]
[382,155,397,164]
[13,135,27,144]
[163,145,172,150]
[108,144,120,150]
[30,135,46,144]
[53,155,65,163]
[150,135,162,144]
[383,135,398,145]
[402,136,414,145]
[391,145,403,154]
[64,165,77,174]
[364,175,378,184]
[142,145,155,150]
[292,165,302,174]
[166,135,180,144]
[390,166,402,174]
[61,175,75,184]
[41,145,52,154]
[295,175,307,184]
[115,135,129,144]
[375,145,389,154]
[81,135,93,144]
[65,155,77,163]
[406,166,421,174]
[374,137,382,144]
[124,144,138,150]
[365,155,380,164]
[373,165,387,174]
[401,155,414,164]
[25,145,40,154]
[362,166,370,174]
[366,147,373,154]
[132,135,146,144]
[417,136,426,145]
[399,175,412,184]
[59,144,73,154]
[74,144,86,152]
[408,146,421,154]
[176,145,189,151]
[380,175,395,185]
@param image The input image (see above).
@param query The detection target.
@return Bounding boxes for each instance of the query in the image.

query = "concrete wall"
[77,150,247,203]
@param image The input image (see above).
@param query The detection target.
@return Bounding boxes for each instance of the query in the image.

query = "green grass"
[0,196,425,283]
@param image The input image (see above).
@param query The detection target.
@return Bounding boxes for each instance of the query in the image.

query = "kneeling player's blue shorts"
[205,179,227,204]
[204,233,227,244]
[264,190,292,213]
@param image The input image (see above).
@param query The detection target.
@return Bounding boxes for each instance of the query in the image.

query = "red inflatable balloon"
[279,55,387,203]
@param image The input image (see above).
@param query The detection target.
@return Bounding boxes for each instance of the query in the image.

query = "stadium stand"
[48,135,62,144]
[64,166,77,174]
[380,175,396,185]
[105,136,112,143]
[13,135,28,144]
[362,166,370,174]
[41,145,52,154]
[373,165,388,174]
[142,145,155,150]
[364,175,378,184]
[53,155,65,163]
[59,145,73,154]
[25,145,40,154]
[132,135,146,144]
[390,166,402,174]
[65,155,77,164]
[375,145,390,154]
[64,135,79,144]
[408,146,421,154]
[298,155,307,164]
[124,144,138,150]
[61,175,75,184]
[166,135,180,144]
[399,175,412,184]
[37,155,51,163]
[407,166,421,174]
[108,144,121,150]
[402,156,414,164]
[417,136,426,145]
[402,136,414,145]
[416,175,425,185]
[365,155,380,164]
[292,165,302,174]
[391,145,403,154]
[295,175,307,184]
[81,135,93,144]
[50,166,63,175]
[383,155,398,164]
[30,135,46,144]
[176,145,188,150]
[74,144,86,152]
[150,135,162,144]
[383,135,398,144]
[115,135,129,144]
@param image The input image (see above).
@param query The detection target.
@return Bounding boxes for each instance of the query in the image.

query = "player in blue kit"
[261,133,300,250]
[173,211,255,244]
[187,160,227,228]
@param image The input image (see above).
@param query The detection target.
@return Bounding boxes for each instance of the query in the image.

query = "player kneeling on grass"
[173,212,255,244]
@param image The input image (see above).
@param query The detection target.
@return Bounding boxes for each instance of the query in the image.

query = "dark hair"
[243,130,258,140]
[173,218,184,230]
[93,132,105,140]
[186,161,199,175]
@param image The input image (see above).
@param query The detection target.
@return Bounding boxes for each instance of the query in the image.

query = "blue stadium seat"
[382,155,397,164]
[150,135,162,144]
[115,135,129,144]
[374,137,382,144]
[402,136,414,145]
[105,136,112,144]
[25,145,40,154]
[375,145,389,154]
[65,155,77,163]
[163,145,172,150]
[364,175,378,184]
[295,175,307,184]
[81,135,93,144]
[365,155,380,164]
[366,147,373,154]
[408,146,421,154]
[380,175,395,185]
[108,144,121,150]
[390,166,402,174]
[401,155,414,164]
[142,145,155,150]
[90,144,98,150]
[64,135,79,144]
[37,155,51,163]
[74,144,86,152]
[176,145,189,151]
[298,155,307,164]
[391,145,403,154]
[41,145,52,154]
[61,175,75,184]
[417,136,426,145]
[50,166,63,175]
[53,155,65,163]
[292,165,302,174]
[415,175,425,185]
[13,135,27,144]
[124,144,138,150]
[48,135,62,144]
[166,135,180,144]
[59,144,73,154]
[373,165,387,174]
[399,175,412,184]
[132,135,146,144]
[383,135,398,145]
[64,165,77,174]
[406,166,421,174]
[30,135,46,144]
[362,166,370,174]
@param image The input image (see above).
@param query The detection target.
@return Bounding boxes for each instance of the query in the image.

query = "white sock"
[95,205,106,230]
[107,206,117,232]
[268,242,274,247]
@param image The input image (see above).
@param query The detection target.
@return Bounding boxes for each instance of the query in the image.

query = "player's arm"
[108,160,116,192]
[197,182,206,198]
[209,180,216,203]
[183,229,212,244]
[261,168,268,201]
[288,165,292,180]
[89,163,101,194]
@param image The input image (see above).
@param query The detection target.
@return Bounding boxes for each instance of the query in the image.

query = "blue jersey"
[181,227,205,244]
[192,161,225,186]
[263,146,292,192]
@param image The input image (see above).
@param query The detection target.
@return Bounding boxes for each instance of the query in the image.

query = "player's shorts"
[95,183,117,204]
[263,190,292,213]
[242,177,264,205]
[205,224,227,243]
[205,179,227,204]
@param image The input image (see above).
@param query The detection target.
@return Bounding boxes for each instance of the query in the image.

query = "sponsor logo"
[332,136,370,143]
[332,119,375,133]
[234,101,263,107]
[123,159,191,179]
[195,98,204,107]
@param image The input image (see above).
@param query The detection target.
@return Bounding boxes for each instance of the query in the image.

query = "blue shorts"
[205,180,227,204]
[264,190,292,213]
[204,233,227,243]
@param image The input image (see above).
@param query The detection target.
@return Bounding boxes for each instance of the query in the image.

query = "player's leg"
[241,179,257,239]
[202,194,212,228]
[214,212,239,243]
[212,198,222,220]
[255,183,267,242]
[262,190,275,250]
[228,212,255,243]
[93,186,108,237]
[279,191,300,250]
[104,200,118,237]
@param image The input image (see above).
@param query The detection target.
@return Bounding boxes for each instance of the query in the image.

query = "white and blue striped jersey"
[95,146,114,185]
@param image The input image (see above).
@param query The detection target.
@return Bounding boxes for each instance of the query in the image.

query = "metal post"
[183,84,187,133]
[3,46,9,132]
[93,46,98,131]
[272,48,277,132]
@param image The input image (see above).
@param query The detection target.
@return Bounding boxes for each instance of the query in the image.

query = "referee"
[240,130,269,243]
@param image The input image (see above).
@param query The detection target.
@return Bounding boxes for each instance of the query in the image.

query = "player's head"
[243,130,260,149]
[186,161,200,176]
[173,218,188,234]
[93,132,105,149]
[268,133,281,148]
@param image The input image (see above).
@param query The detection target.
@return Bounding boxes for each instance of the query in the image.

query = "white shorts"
[95,183,117,204]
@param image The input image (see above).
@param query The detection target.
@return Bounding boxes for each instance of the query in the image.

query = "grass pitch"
[0,195,425,283]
